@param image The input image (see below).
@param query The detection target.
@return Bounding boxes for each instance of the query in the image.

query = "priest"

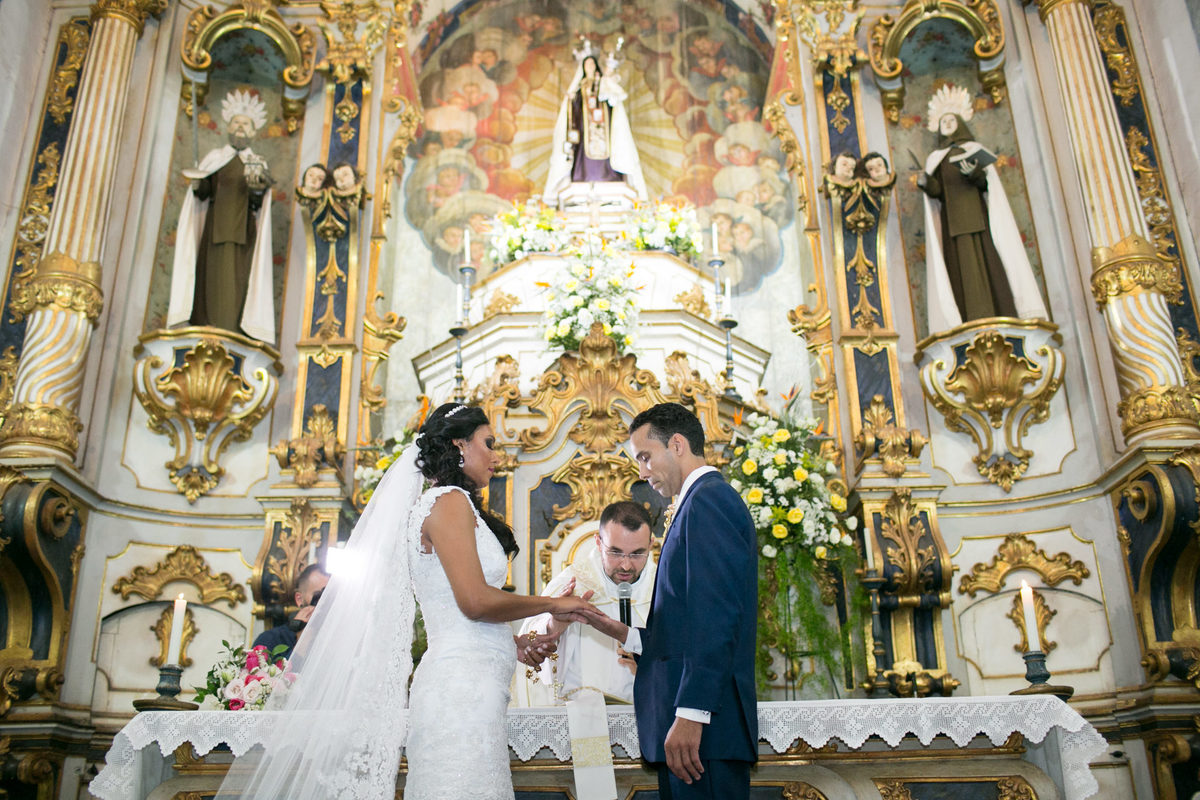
[518,500,656,705]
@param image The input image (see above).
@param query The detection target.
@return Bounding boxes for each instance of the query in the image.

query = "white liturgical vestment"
[517,547,654,705]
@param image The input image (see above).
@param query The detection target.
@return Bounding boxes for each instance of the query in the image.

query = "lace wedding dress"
[405,485,517,800]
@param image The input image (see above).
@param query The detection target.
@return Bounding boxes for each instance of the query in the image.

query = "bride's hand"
[549,591,596,624]
[515,631,558,667]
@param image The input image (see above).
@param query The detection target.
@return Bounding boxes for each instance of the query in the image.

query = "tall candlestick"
[1019,580,1041,651]
[711,222,719,254]
[455,283,464,325]
[463,227,471,263]
[723,277,732,315]
[166,594,186,666]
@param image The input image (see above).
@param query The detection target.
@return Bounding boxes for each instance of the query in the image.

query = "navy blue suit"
[633,470,758,798]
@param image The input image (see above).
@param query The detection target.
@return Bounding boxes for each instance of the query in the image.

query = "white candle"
[711,222,719,254]
[1019,580,1040,651]
[862,528,876,570]
[455,283,464,325]
[464,227,471,262]
[724,277,732,314]
[166,594,186,666]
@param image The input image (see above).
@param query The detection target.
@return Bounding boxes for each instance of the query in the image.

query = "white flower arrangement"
[540,243,640,353]
[193,641,296,711]
[354,425,419,507]
[489,202,571,265]
[629,200,703,260]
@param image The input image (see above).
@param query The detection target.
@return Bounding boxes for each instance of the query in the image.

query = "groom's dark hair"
[630,403,705,456]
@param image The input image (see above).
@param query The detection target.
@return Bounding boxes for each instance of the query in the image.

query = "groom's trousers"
[655,759,751,800]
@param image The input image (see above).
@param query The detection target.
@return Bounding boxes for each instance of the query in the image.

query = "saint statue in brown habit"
[168,88,276,342]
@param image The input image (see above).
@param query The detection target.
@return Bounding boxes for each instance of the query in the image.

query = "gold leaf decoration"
[959,532,1089,597]
[113,545,246,607]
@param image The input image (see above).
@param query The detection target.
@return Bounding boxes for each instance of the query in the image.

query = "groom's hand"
[665,717,704,783]
[577,606,628,643]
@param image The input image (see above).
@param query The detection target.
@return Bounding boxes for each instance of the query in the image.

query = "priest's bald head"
[596,501,653,584]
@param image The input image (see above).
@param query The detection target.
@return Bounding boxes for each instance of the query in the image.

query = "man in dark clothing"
[252,564,329,661]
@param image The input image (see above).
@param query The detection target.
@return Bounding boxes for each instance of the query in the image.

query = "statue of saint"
[543,44,647,205]
[167,88,276,342]
[917,85,1045,332]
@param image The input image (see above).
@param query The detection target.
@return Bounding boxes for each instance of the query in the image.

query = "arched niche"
[867,0,1007,123]
[180,0,317,132]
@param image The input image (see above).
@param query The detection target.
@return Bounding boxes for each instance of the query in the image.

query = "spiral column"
[1032,0,1197,442]
[0,0,166,458]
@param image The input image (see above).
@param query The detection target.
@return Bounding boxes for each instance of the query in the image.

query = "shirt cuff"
[622,627,642,654]
[676,707,711,724]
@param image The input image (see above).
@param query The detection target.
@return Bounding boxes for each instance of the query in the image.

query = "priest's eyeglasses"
[598,545,649,563]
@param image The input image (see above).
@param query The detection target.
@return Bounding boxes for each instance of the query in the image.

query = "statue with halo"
[918,84,1045,332]
[543,37,648,206]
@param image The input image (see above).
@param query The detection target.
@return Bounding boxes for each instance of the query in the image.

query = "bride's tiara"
[446,404,468,417]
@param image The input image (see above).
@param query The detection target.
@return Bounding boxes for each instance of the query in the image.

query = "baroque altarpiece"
[0,0,1198,798]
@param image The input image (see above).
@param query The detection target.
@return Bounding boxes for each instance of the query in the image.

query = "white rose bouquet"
[490,202,570,265]
[629,200,703,260]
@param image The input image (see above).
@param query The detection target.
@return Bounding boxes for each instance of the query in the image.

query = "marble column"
[0,0,166,459]
[1033,0,1198,442]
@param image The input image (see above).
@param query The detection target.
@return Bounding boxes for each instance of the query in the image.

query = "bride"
[216,403,595,799]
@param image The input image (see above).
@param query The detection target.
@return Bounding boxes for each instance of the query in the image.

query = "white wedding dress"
[405,485,517,799]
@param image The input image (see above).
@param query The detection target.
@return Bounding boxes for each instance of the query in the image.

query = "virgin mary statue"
[543,48,647,205]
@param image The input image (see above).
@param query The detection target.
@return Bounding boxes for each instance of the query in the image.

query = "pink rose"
[276,660,285,669]
[245,652,260,670]
[228,698,245,711]
[246,673,262,683]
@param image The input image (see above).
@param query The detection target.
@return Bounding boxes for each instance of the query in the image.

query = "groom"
[586,403,758,798]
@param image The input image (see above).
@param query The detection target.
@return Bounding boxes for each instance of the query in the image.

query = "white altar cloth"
[90,696,1106,800]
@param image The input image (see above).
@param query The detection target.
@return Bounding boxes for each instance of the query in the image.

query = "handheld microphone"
[617,581,632,627]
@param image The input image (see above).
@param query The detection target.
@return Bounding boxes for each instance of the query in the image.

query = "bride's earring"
[458,449,465,468]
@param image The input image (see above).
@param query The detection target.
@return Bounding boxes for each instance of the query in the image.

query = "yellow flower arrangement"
[793,466,808,482]
[830,494,847,512]
[773,429,791,443]
[746,487,764,504]
[742,459,757,475]
[773,452,787,466]
[771,524,788,539]
[787,508,804,524]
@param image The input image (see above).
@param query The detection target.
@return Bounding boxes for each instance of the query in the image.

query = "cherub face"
[303,166,326,192]
[865,156,888,181]
[713,213,733,235]
[443,225,464,251]
[733,222,754,247]
[833,154,856,181]
[437,166,462,189]
[939,114,958,136]
[333,165,356,191]
[468,213,490,232]
[735,189,756,206]
[755,181,774,203]
[728,144,755,166]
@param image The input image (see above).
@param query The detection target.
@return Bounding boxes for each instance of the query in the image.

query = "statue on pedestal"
[167,88,276,342]
[543,40,647,206]
[917,85,1045,332]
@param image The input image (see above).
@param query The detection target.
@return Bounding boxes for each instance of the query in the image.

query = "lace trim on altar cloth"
[90,697,1107,800]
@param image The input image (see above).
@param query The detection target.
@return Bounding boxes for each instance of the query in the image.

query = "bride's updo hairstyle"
[416,402,518,557]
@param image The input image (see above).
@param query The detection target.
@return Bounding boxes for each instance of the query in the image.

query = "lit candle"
[724,277,732,314]
[455,283,464,325]
[166,594,186,666]
[463,227,471,263]
[1019,580,1040,651]
[711,222,719,254]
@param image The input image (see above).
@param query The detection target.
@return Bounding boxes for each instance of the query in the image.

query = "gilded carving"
[150,606,197,668]
[1117,386,1198,438]
[272,404,345,488]
[794,0,866,78]
[91,0,167,34]
[258,498,328,613]
[854,395,926,478]
[763,103,809,213]
[874,780,915,800]
[0,405,83,457]
[868,0,1006,121]
[469,356,522,471]
[9,252,104,324]
[134,337,279,502]
[919,328,1064,491]
[1093,3,1138,106]
[1125,127,1177,267]
[782,782,828,800]
[48,21,90,124]
[1008,588,1056,653]
[113,545,246,606]
[673,284,711,319]
[550,452,640,522]
[959,533,1089,597]
[181,2,317,132]
[319,0,388,83]
[996,778,1036,800]
[661,351,733,463]
[521,322,669,454]
[12,142,62,287]
[359,293,408,416]
[483,290,520,319]
[878,489,938,599]
[380,104,424,220]
[1090,233,1181,306]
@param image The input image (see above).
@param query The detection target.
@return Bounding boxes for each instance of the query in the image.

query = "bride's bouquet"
[193,641,296,711]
